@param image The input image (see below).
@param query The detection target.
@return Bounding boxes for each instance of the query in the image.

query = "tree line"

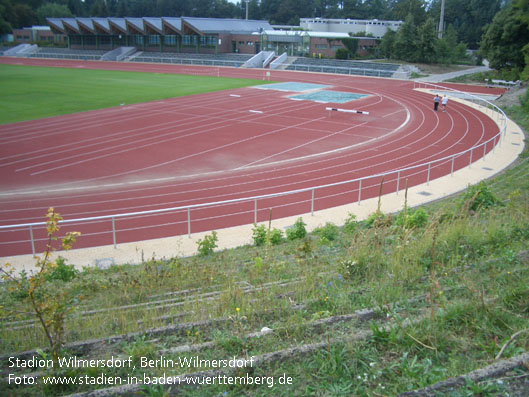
[0,0,501,50]
[1,0,527,78]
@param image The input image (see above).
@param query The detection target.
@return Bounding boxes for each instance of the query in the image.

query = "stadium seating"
[29,47,107,60]
[286,58,401,78]
[131,52,253,68]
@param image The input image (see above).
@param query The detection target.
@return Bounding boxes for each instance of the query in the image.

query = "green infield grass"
[0,64,268,125]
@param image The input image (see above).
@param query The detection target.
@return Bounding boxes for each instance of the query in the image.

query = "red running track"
[0,58,506,256]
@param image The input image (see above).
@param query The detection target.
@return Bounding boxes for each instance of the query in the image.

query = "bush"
[45,256,79,282]
[313,222,339,242]
[335,48,350,60]
[459,181,503,212]
[286,218,307,241]
[395,208,429,229]
[197,231,218,256]
[252,223,284,246]
[252,223,267,246]
[269,228,284,245]
[344,213,358,234]
[365,210,392,228]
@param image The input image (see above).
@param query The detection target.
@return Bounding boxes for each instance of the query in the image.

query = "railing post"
[29,225,35,256]
[254,198,257,223]
[358,180,362,204]
[483,142,487,161]
[187,208,191,238]
[427,163,431,185]
[112,216,117,249]
[311,188,315,216]
[469,148,473,168]
[396,171,400,194]
[451,156,455,177]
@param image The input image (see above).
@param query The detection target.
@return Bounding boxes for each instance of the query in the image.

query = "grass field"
[0,64,268,125]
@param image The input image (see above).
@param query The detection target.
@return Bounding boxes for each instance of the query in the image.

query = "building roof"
[47,17,272,36]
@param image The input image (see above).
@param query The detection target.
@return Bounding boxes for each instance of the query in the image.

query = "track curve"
[0,58,505,256]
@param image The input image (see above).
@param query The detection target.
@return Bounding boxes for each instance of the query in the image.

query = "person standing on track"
[441,95,448,112]
[434,94,440,111]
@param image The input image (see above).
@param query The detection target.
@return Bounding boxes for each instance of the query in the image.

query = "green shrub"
[252,223,267,246]
[45,256,79,282]
[252,223,284,246]
[313,222,339,242]
[196,231,218,256]
[395,208,429,229]
[459,181,503,212]
[344,213,358,234]
[269,228,284,245]
[286,218,307,241]
[365,210,392,228]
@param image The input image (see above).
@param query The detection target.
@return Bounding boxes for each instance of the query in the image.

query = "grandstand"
[130,52,253,68]
[29,47,107,60]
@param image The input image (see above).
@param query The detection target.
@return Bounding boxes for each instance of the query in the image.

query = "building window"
[164,35,177,45]
[70,35,82,45]
[182,35,197,46]
[315,44,327,49]
[100,35,111,45]
[148,35,160,45]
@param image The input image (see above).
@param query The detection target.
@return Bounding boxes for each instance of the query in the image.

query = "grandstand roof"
[47,17,272,36]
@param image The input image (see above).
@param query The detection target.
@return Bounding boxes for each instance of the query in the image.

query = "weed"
[459,181,503,212]
[344,213,358,234]
[313,222,339,243]
[196,231,218,256]
[0,208,80,361]
[286,218,307,241]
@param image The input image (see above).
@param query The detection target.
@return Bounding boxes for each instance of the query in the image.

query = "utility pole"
[245,0,250,20]
[438,0,446,39]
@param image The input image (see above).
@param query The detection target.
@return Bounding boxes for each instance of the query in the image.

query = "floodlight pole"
[245,0,250,20]
[438,0,446,39]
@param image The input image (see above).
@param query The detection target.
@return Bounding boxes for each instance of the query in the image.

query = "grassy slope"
[0,64,266,124]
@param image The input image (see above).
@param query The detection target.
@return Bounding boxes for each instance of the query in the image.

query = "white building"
[300,18,403,39]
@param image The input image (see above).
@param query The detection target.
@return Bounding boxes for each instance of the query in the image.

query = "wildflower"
[324,296,329,302]
[236,307,240,313]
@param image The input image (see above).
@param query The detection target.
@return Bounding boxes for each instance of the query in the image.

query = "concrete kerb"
[1,95,525,275]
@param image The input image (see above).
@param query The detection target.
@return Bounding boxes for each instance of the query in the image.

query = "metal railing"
[0,81,508,256]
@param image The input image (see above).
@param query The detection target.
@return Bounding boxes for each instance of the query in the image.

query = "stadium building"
[46,17,272,54]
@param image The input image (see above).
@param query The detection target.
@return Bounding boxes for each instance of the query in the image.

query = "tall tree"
[416,17,437,63]
[274,0,314,25]
[379,27,396,58]
[260,0,282,23]
[393,13,419,61]
[37,2,73,25]
[393,0,427,25]
[0,0,14,34]
[343,0,368,19]
[480,0,529,73]
[429,0,501,49]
